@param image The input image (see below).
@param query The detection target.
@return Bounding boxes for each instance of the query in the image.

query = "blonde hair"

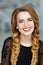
[11,5,39,65]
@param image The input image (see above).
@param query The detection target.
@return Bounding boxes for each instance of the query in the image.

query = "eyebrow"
[17,17,32,21]
[27,18,32,20]
[19,19,24,21]
[17,19,24,22]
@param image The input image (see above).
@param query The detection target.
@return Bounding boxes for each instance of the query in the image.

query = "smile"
[23,27,31,32]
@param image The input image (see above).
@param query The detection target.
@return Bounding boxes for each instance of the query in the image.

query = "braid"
[10,32,20,65]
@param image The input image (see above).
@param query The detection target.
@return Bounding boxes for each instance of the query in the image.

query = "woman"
[1,5,43,65]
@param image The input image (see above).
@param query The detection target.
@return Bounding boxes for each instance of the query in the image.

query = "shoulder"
[4,37,13,46]
[3,36,13,50]
[39,40,43,54]
[39,40,43,48]
[1,37,13,64]
[39,40,43,44]
[4,36,12,43]
[2,37,13,56]
[38,40,43,65]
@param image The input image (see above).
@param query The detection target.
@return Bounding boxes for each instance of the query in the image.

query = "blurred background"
[0,0,43,64]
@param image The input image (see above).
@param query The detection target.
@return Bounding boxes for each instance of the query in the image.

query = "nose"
[24,21,28,27]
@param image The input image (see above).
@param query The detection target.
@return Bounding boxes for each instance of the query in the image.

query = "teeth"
[24,29,29,30]
[24,28,31,30]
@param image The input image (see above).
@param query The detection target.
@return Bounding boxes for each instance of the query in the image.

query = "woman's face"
[16,11,34,36]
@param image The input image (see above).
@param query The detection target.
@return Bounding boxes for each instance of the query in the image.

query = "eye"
[18,19,24,23]
[27,18,33,21]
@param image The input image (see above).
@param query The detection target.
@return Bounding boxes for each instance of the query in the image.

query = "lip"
[23,27,31,32]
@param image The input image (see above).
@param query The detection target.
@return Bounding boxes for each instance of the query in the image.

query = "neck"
[20,34,32,47]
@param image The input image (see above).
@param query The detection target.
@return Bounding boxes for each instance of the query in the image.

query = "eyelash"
[27,19,32,21]
[18,19,32,23]
[19,21,23,23]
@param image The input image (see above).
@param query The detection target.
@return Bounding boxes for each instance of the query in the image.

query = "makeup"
[23,27,31,32]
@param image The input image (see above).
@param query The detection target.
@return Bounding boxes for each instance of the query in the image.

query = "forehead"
[17,11,32,19]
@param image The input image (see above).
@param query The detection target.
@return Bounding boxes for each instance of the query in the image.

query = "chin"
[22,33,32,36]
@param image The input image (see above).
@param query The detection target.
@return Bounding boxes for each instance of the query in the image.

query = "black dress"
[17,45,32,65]
[1,37,43,65]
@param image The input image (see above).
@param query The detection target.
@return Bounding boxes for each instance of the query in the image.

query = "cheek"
[16,23,23,30]
[16,23,20,29]
[30,22,34,30]
[17,25,23,33]
[32,23,34,31]
[31,21,34,27]
[18,25,23,30]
